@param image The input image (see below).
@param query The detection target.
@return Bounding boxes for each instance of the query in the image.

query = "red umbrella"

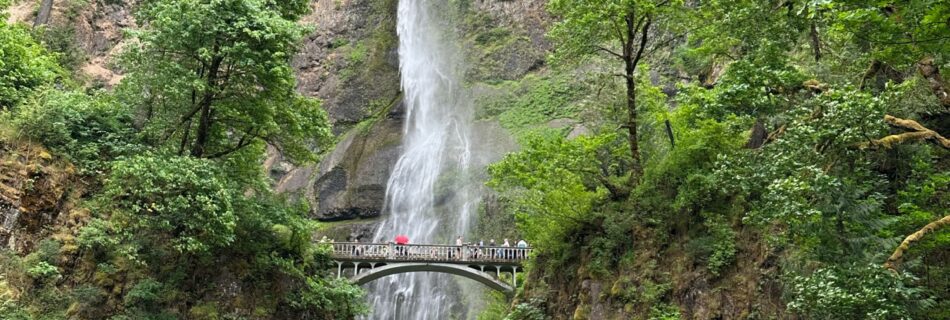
[395,235,409,245]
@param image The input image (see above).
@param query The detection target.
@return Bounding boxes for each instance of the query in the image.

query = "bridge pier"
[513,266,518,287]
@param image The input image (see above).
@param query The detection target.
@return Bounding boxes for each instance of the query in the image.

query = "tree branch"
[859,115,950,150]
[631,16,652,70]
[593,45,624,59]
[884,214,950,272]
[205,127,260,159]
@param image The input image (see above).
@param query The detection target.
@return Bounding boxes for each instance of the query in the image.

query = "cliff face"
[0,139,82,254]
[275,0,403,231]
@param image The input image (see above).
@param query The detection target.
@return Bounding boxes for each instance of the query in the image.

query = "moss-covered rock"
[292,0,401,132]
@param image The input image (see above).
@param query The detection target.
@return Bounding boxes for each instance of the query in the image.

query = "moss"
[472,73,584,140]
[353,93,401,136]
[572,304,591,320]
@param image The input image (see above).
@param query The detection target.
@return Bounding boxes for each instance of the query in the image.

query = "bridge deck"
[329,242,531,266]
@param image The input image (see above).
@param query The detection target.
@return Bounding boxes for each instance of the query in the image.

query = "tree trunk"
[626,59,642,182]
[917,57,950,109]
[34,0,54,28]
[190,101,213,157]
[745,118,768,149]
[190,56,223,157]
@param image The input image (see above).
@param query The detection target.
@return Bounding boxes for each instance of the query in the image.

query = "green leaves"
[787,264,932,320]
[99,154,236,256]
[11,89,141,174]
[0,21,62,109]
[120,0,331,162]
[489,132,623,255]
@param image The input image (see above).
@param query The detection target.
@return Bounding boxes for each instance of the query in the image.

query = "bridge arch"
[351,263,514,297]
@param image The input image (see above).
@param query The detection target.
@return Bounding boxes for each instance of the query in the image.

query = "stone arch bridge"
[330,242,531,297]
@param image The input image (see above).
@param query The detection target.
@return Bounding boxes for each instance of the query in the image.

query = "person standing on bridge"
[517,239,528,259]
[395,234,409,257]
[502,238,511,259]
[489,239,497,259]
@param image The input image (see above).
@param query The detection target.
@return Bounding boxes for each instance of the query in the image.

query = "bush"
[98,155,236,256]
[787,264,932,320]
[286,277,367,319]
[24,262,59,280]
[504,298,548,320]
[12,90,140,174]
[0,21,61,109]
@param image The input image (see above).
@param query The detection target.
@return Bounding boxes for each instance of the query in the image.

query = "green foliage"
[703,215,736,277]
[648,303,681,320]
[504,298,548,320]
[286,277,368,319]
[119,0,331,161]
[787,264,932,320]
[826,0,950,66]
[96,154,236,256]
[0,21,62,109]
[24,262,59,280]
[122,278,174,318]
[489,132,623,257]
[713,87,894,261]
[476,291,513,320]
[477,74,583,138]
[34,25,87,72]
[547,0,688,66]
[11,89,141,174]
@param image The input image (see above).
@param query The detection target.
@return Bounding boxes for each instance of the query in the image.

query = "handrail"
[327,242,532,264]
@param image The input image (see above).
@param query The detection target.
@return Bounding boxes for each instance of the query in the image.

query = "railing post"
[462,244,469,262]
[389,243,395,259]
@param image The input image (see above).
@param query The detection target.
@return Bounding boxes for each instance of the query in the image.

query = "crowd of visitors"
[339,234,530,260]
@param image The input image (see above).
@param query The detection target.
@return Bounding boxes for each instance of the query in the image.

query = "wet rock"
[276,101,403,222]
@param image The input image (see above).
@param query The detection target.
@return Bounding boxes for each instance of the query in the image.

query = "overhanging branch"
[859,115,950,150]
[884,214,950,272]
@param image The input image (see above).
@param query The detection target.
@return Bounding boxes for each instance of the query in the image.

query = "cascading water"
[365,0,482,318]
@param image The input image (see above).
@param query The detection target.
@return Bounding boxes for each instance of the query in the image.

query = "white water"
[365,0,481,319]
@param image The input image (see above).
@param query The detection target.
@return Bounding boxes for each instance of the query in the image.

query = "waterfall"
[365,0,481,319]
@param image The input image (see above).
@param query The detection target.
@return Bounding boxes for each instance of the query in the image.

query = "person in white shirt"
[502,239,511,259]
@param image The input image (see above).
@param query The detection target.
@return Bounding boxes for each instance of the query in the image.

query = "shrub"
[12,90,140,174]
[787,264,932,320]
[504,298,548,320]
[0,21,61,109]
[25,262,59,280]
[99,155,236,256]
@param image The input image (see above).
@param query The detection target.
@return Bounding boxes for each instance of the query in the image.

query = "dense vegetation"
[2,0,949,319]
[486,0,949,319]
[0,1,364,319]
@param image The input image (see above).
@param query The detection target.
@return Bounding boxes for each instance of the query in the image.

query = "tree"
[119,0,332,161]
[547,0,687,191]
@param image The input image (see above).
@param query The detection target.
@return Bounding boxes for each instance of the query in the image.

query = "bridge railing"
[329,242,532,264]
